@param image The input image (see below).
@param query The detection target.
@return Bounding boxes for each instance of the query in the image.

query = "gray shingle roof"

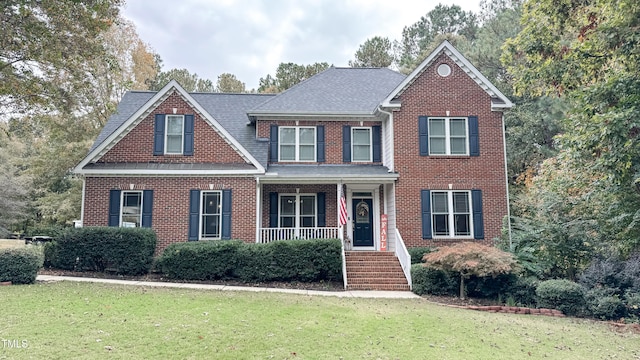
[249,67,406,115]
[263,164,397,180]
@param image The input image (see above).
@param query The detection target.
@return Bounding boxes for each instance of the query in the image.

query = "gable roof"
[381,40,514,110]
[248,67,406,116]
[74,80,275,174]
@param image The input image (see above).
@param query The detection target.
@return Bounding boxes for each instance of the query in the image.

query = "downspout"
[502,114,513,250]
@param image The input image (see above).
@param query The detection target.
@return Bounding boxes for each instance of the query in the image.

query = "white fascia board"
[78,169,264,176]
[73,79,265,174]
[380,40,514,109]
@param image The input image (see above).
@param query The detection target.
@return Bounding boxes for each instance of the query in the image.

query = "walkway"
[36,275,419,299]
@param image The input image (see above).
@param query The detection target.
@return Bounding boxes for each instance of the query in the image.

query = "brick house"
[74,41,513,290]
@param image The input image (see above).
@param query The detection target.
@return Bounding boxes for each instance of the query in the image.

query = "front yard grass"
[1,281,639,359]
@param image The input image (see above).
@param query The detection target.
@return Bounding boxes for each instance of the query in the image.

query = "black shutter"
[269,192,278,227]
[108,190,121,227]
[421,190,432,239]
[472,189,484,239]
[184,114,194,156]
[316,125,325,162]
[269,125,279,162]
[469,116,479,156]
[153,114,165,155]
[317,192,326,227]
[372,125,381,162]
[419,116,429,156]
[221,189,232,239]
[342,125,351,162]
[188,189,200,241]
[141,190,153,228]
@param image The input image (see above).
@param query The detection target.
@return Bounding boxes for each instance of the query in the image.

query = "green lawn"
[1,282,639,359]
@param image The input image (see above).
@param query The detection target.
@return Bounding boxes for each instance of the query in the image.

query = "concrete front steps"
[345,251,410,291]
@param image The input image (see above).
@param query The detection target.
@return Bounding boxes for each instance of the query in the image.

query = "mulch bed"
[38,269,345,292]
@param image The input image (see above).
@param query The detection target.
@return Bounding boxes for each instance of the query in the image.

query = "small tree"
[423,242,519,299]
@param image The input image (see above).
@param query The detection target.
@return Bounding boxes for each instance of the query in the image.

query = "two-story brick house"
[74,41,513,290]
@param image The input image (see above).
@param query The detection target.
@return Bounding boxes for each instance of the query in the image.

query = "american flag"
[339,187,348,226]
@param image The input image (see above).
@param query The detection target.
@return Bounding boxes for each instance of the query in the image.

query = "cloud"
[122,0,481,90]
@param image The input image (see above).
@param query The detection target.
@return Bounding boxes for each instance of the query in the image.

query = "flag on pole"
[339,186,348,226]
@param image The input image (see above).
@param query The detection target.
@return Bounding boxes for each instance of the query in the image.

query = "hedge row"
[157,238,342,283]
[0,247,44,284]
[48,227,156,275]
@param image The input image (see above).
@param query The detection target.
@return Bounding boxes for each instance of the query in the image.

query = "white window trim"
[431,190,474,239]
[120,191,143,228]
[278,126,317,162]
[428,117,469,156]
[278,193,317,228]
[351,127,372,162]
[200,191,222,240]
[165,114,185,155]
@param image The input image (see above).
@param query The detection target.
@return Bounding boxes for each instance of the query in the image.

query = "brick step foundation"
[345,251,410,291]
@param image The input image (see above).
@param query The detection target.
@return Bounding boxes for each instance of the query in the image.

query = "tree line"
[2,0,639,280]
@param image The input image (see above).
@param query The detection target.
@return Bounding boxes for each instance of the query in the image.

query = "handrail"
[258,227,340,243]
[394,228,412,290]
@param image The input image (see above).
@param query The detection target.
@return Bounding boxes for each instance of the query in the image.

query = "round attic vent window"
[437,63,451,77]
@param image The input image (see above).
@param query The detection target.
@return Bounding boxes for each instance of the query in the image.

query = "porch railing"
[394,229,412,290]
[258,227,341,243]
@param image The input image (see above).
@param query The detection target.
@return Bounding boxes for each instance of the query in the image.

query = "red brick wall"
[83,176,256,253]
[98,92,247,164]
[392,54,508,247]
[256,120,382,165]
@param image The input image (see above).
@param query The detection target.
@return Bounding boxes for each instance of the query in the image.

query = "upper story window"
[154,114,193,156]
[121,191,142,227]
[352,127,372,162]
[419,116,478,157]
[279,126,316,162]
[165,115,184,154]
[429,117,468,155]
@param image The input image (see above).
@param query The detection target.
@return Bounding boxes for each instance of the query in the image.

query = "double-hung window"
[351,127,372,162]
[279,127,316,162]
[279,194,317,228]
[201,191,222,239]
[165,115,184,154]
[429,117,468,155]
[431,191,472,237]
[121,191,142,227]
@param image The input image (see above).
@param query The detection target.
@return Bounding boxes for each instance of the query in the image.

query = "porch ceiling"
[259,164,398,184]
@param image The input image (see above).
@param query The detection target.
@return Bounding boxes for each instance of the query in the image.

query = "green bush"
[52,227,156,275]
[536,279,586,316]
[624,291,640,320]
[43,241,58,268]
[0,247,44,284]
[157,240,243,280]
[503,276,539,306]
[158,239,342,283]
[584,287,627,320]
[411,264,458,296]
[408,247,434,264]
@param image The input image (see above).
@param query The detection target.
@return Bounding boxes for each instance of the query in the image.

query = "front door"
[352,198,373,247]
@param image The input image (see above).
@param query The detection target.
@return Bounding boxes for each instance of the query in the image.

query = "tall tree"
[149,68,215,92]
[0,0,122,116]
[396,4,478,71]
[258,62,330,93]
[0,125,29,235]
[349,36,395,68]
[503,0,640,256]
[216,73,245,93]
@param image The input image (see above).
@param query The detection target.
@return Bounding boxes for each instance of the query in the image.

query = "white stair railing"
[394,229,412,290]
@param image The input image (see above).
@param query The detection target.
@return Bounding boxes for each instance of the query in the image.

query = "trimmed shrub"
[43,241,58,268]
[157,240,243,280]
[0,247,44,284]
[52,227,156,275]
[158,239,342,283]
[504,276,539,306]
[408,247,434,264]
[536,279,586,316]
[411,264,457,296]
[585,287,627,320]
[624,291,640,320]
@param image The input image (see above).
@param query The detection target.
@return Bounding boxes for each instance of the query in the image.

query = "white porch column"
[255,178,261,243]
[337,183,344,241]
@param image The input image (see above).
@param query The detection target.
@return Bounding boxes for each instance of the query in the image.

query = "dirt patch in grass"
[38,268,345,292]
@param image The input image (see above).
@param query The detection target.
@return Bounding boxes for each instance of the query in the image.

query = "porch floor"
[344,251,410,291]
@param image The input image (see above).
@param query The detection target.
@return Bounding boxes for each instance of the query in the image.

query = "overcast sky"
[122,0,482,90]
